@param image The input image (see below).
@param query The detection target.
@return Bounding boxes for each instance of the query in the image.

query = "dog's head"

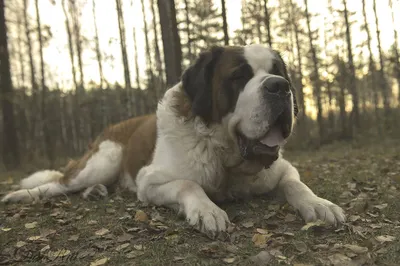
[182,44,298,167]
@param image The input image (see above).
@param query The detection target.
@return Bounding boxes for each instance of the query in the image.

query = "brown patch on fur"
[170,89,193,119]
[58,114,157,185]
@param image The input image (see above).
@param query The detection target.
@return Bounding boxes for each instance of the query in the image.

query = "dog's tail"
[19,170,64,189]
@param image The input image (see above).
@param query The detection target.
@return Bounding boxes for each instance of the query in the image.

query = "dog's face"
[182,44,298,166]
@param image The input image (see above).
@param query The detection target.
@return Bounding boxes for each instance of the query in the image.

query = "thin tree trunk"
[150,0,165,98]
[183,0,192,61]
[141,0,154,76]
[132,27,145,115]
[263,0,272,47]
[373,0,390,115]
[221,0,229,45]
[389,0,400,105]
[115,0,132,118]
[62,0,78,92]
[343,0,359,132]
[92,0,105,88]
[361,0,379,120]
[158,0,182,87]
[35,0,53,167]
[304,0,324,142]
[16,14,25,87]
[69,0,84,93]
[0,0,20,169]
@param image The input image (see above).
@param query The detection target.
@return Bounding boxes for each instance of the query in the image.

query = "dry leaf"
[348,215,361,222]
[301,220,326,231]
[27,236,42,241]
[95,228,110,236]
[134,244,143,250]
[376,235,395,243]
[294,241,308,254]
[88,220,98,225]
[284,213,297,222]
[41,229,56,238]
[242,221,254,228]
[115,243,130,251]
[48,249,71,258]
[250,250,273,265]
[25,222,38,229]
[117,233,133,243]
[343,244,368,254]
[126,250,144,259]
[40,245,50,253]
[90,257,109,266]
[222,257,236,264]
[373,203,388,210]
[252,233,271,247]
[69,234,79,241]
[1,227,12,232]
[15,241,27,248]
[134,210,149,222]
[256,228,269,234]
[328,253,351,266]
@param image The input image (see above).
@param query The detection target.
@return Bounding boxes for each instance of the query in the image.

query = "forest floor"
[0,138,399,266]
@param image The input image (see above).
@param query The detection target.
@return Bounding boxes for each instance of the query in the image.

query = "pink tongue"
[260,126,285,147]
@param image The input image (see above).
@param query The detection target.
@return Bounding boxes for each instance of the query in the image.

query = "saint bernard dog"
[2,44,345,236]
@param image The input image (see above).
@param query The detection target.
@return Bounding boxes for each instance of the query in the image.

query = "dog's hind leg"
[1,140,123,203]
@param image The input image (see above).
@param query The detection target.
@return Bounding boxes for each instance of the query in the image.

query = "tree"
[92,0,105,88]
[221,0,229,45]
[389,0,400,105]
[158,0,182,87]
[0,0,20,169]
[342,0,360,130]
[304,0,324,142]
[263,0,272,47]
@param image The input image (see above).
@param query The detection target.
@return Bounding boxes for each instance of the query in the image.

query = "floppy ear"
[181,46,224,123]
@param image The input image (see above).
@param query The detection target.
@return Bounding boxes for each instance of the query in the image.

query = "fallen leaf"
[40,245,50,253]
[252,233,271,248]
[348,215,361,222]
[173,256,185,262]
[256,228,269,234]
[115,243,130,251]
[343,244,368,254]
[47,249,71,258]
[250,250,273,265]
[25,222,38,229]
[242,221,254,228]
[293,241,308,254]
[15,241,27,248]
[134,210,149,222]
[376,235,396,243]
[90,257,109,266]
[1,227,12,232]
[301,220,326,231]
[373,203,388,210]
[41,229,56,238]
[284,213,297,222]
[117,233,133,243]
[27,236,42,241]
[222,257,236,264]
[69,234,79,241]
[263,212,276,220]
[133,244,143,250]
[126,250,144,259]
[95,228,110,236]
[88,220,98,225]
[328,253,351,266]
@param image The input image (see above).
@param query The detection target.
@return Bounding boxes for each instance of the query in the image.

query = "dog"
[2,44,345,236]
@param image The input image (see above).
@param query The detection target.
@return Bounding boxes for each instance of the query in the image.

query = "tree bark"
[389,0,400,106]
[304,0,324,142]
[361,0,379,119]
[373,0,390,115]
[150,0,165,97]
[35,0,53,167]
[0,0,20,169]
[158,0,182,87]
[92,0,105,88]
[221,0,229,45]
[343,0,359,131]
[183,0,192,61]
[263,0,272,47]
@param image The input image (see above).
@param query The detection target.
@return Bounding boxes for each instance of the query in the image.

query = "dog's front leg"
[136,166,230,237]
[251,158,346,225]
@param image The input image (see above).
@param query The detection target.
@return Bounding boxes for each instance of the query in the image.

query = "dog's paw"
[82,184,108,199]
[185,199,231,238]
[296,196,346,226]
[1,190,37,203]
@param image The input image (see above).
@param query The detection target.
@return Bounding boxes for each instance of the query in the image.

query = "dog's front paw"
[185,199,231,237]
[1,190,37,203]
[295,196,346,226]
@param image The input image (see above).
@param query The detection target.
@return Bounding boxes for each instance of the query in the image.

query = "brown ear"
[181,46,224,123]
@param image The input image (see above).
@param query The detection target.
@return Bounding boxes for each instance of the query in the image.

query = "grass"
[1,138,399,266]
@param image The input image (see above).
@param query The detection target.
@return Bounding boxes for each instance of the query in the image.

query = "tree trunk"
[0,0,20,169]
[92,0,105,88]
[133,27,144,115]
[361,0,379,121]
[115,0,132,118]
[150,0,165,98]
[141,0,154,76]
[263,0,272,47]
[304,0,324,142]
[373,0,390,115]
[389,0,400,106]
[183,0,192,61]
[343,0,359,132]
[158,0,182,87]
[221,0,229,45]
[35,0,53,167]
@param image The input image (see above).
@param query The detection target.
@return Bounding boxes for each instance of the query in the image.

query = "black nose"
[263,76,290,97]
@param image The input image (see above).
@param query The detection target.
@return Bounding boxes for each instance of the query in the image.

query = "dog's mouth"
[236,112,291,167]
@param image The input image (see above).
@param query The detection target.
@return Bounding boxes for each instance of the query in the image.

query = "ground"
[0,139,399,266]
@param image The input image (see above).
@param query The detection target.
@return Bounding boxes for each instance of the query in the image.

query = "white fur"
[19,170,63,189]
[2,140,122,203]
